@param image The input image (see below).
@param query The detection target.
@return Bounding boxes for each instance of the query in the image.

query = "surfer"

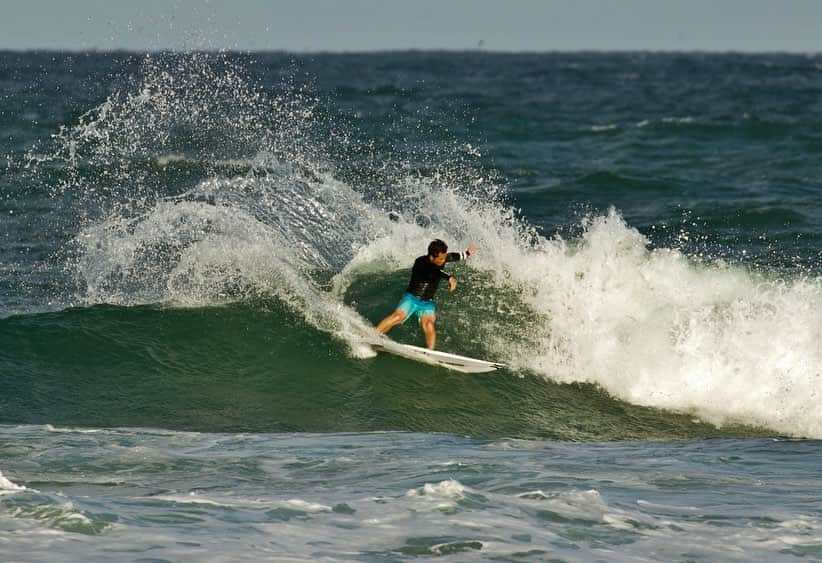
[376,239,476,349]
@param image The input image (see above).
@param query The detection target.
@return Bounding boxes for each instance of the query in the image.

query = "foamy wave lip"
[281,499,333,513]
[150,492,283,510]
[518,489,604,505]
[517,489,550,500]
[778,517,817,533]
[635,116,695,128]
[154,492,334,515]
[155,154,189,167]
[406,479,466,499]
[518,488,646,530]
[9,501,112,535]
[661,116,695,124]
[636,499,700,513]
[44,424,102,434]
[152,493,231,507]
[430,540,484,555]
[0,470,27,495]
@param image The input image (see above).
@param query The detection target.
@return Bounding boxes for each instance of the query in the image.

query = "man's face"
[429,251,448,267]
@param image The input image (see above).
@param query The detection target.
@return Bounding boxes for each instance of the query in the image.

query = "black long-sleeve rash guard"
[405,251,467,301]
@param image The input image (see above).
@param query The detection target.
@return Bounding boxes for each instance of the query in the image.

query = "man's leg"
[376,310,406,334]
[420,314,436,349]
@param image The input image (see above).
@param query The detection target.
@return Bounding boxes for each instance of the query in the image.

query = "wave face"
[5,52,822,439]
[0,302,769,440]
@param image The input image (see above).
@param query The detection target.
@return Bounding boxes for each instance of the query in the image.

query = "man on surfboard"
[376,239,476,349]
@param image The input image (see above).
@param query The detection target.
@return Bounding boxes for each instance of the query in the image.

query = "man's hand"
[448,276,457,292]
[467,242,477,257]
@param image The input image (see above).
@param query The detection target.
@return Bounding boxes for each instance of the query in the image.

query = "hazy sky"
[1,0,821,53]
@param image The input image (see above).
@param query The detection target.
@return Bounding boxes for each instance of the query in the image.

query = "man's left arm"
[444,243,476,292]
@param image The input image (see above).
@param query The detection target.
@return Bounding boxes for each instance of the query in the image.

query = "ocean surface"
[1,50,822,560]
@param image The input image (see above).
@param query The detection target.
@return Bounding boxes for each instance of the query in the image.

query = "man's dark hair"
[428,239,448,257]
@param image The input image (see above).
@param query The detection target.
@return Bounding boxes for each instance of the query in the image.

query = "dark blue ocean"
[2,50,822,560]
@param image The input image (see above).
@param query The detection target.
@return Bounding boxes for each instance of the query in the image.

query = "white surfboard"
[365,337,505,373]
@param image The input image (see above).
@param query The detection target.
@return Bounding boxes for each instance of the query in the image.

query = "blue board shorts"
[395,292,436,324]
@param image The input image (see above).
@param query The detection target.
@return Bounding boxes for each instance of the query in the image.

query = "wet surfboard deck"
[365,337,505,373]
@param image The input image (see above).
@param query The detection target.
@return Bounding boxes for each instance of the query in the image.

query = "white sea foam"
[70,171,385,347]
[499,209,822,438]
[0,470,26,495]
